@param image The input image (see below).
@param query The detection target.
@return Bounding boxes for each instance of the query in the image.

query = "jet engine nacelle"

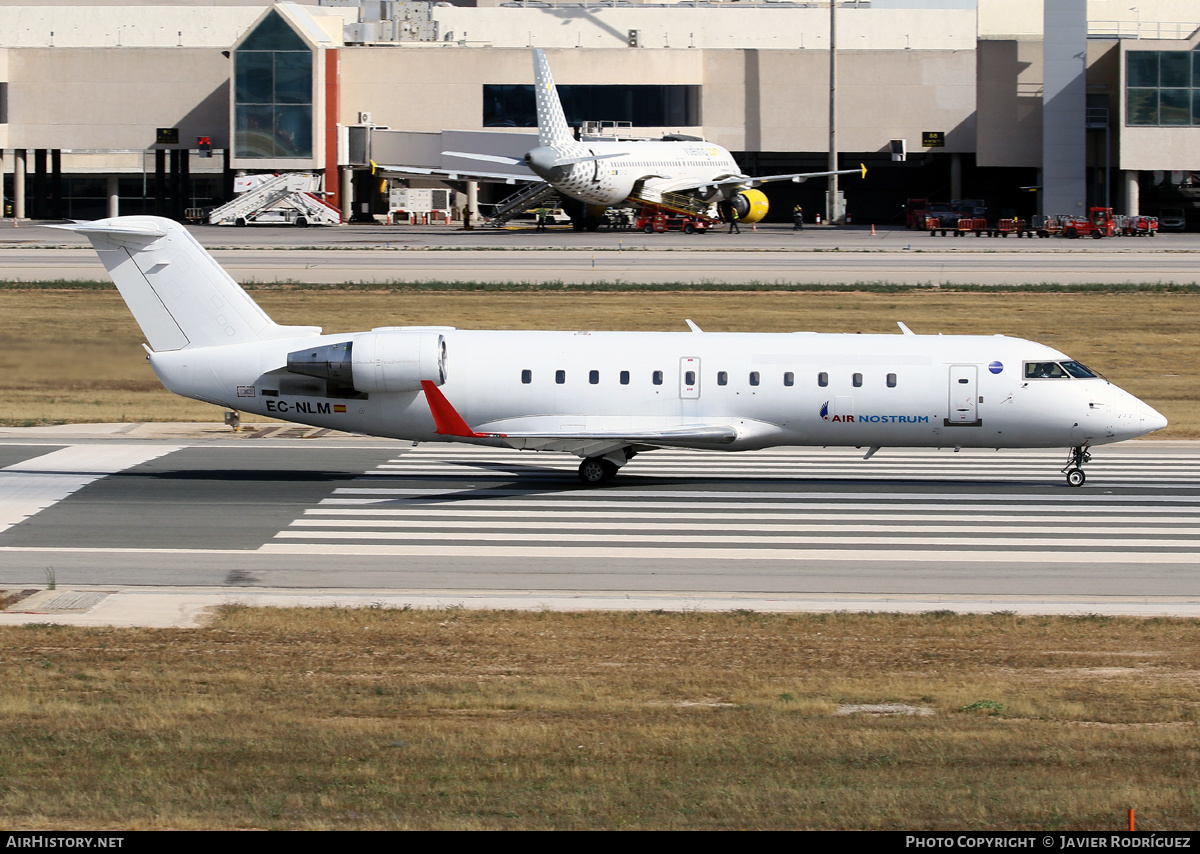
[287,330,447,395]
[732,188,769,224]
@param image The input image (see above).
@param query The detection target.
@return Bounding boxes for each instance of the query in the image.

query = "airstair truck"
[208,173,341,227]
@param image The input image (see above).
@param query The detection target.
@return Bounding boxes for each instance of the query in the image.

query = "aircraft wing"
[739,163,868,187]
[671,164,868,193]
[420,381,738,456]
[495,425,738,457]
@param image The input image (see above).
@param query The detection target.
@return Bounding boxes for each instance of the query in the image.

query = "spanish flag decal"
[333,405,347,413]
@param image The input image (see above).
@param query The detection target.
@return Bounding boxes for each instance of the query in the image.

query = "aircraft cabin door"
[947,364,980,425]
[680,357,700,399]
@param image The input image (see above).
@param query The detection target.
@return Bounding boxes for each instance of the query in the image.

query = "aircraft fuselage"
[525,140,742,208]
[148,328,1165,453]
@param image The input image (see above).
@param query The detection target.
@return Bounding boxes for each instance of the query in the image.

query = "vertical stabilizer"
[51,216,320,351]
[533,49,573,148]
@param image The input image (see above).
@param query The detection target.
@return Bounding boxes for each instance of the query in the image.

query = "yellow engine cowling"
[731,189,769,223]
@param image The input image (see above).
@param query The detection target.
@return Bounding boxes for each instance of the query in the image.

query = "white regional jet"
[55,216,1165,485]
[440,49,866,226]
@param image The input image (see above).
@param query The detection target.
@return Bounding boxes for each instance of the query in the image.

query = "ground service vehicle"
[1117,215,1158,236]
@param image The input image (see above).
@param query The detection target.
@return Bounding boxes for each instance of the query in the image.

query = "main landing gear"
[578,456,618,485]
[577,449,637,485]
[1062,445,1092,487]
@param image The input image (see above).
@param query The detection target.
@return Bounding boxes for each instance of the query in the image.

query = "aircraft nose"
[1115,393,1168,439]
[1141,402,1168,434]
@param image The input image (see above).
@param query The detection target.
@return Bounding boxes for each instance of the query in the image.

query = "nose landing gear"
[1062,445,1092,487]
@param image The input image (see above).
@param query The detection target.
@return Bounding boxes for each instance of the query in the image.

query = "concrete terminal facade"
[1,0,1197,224]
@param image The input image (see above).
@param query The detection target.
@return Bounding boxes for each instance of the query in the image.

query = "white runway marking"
[261,445,1200,564]
[0,445,184,535]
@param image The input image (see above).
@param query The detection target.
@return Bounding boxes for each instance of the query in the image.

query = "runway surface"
[2,437,1197,617]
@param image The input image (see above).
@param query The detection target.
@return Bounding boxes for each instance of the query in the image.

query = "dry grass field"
[2,607,1199,830]
[1,286,1196,436]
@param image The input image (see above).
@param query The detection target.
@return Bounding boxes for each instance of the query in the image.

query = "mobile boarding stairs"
[207,173,342,227]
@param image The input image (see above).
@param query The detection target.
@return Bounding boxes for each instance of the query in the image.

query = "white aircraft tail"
[51,216,320,352]
[533,48,573,148]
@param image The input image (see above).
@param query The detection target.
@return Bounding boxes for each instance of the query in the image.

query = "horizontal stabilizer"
[373,162,535,184]
[551,151,631,167]
[442,150,523,166]
[47,221,168,241]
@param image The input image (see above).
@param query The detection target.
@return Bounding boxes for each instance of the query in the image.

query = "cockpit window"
[1060,360,1099,379]
[1024,361,1099,379]
[1025,362,1068,379]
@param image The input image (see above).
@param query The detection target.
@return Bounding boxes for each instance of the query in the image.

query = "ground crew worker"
[719,199,739,234]
[793,205,804,231]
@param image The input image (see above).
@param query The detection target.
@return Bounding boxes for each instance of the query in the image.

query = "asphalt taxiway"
[3,221,1200,286]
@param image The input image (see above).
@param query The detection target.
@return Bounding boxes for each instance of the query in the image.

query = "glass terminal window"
[1126,50,1200,126]
[233,10,313,158]
[484,84,701,128]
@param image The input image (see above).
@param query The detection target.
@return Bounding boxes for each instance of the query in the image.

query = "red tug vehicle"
[1053,207,1117,239]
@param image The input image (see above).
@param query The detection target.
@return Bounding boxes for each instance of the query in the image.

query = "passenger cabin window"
[717,371,728,386]
[521,369,532,384]
[783,372,794,387]
[652,370,663,385]
[853,373,863,388]
[887,373,897,388]
[684,370,696,385]
[620,370,630,385]
[818,372,829,388]
[749,372,760,387]
[556,370,566,384]
[589,370,600,384]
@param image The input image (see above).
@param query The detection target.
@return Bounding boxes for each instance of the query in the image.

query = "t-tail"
[533,48,573,149]
[49,216,320,352]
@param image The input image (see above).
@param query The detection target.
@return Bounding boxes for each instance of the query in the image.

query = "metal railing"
[1089,20,1200,40]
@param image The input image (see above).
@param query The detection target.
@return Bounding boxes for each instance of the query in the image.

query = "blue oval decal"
[989,361,1004,375]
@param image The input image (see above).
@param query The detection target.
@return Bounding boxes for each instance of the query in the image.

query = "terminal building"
[1,0,1198,225]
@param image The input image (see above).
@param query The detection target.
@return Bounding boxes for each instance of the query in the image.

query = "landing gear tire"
[578,457,617,485]
[1062,446,1092,487]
